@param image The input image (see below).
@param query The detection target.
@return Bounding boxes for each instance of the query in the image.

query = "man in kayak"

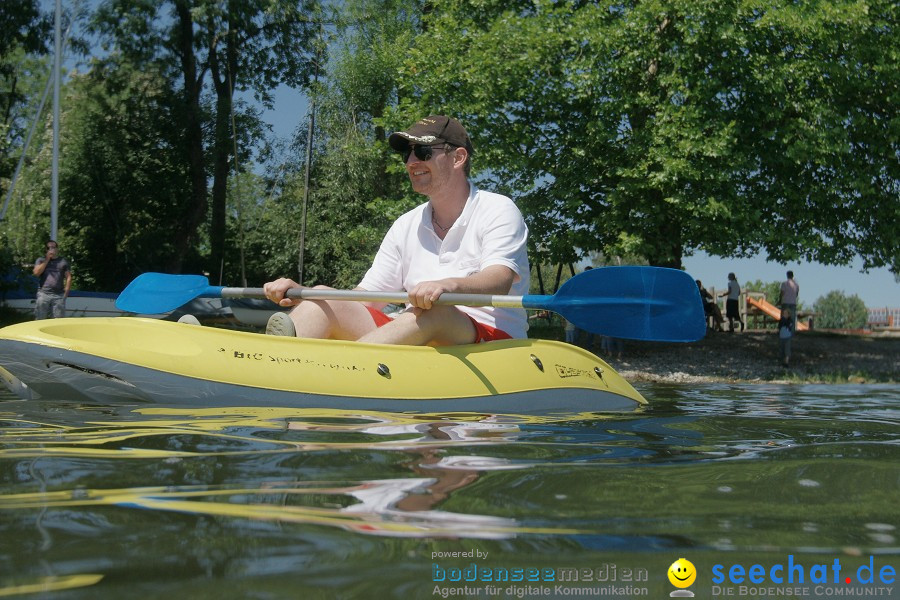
[263,115,530,346]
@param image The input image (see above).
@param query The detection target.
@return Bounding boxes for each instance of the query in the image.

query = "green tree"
[397,0,899,273]
[1,0,51,189]
[90,0,321,278]
[0,1,49,62]
[223,167,306,287]
[58,64,198,290]
[744,280,782,304]
[0,0,51,116]
[294,0,421,288]
[813,291,868,329]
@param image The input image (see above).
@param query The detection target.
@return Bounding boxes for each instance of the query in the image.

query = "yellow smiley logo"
[668,558,697,588]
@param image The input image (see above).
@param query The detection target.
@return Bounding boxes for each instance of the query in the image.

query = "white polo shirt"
[358,184,530,338]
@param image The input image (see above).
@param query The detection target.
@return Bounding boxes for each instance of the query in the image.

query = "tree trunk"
[207,12,238,284]
[210,92,231,283]
[627,15,683,271]
[168,0,208,274]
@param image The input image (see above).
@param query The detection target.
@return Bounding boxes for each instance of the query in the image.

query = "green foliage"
[0,1,50,79]
[222,0,421,289]
[89,0,321,278]
[290,0,419,288]
[224,168,309,286]
[301,136,405,288]
[744,280,782,304]
[1,51,47,181]
[813,291,868,329]
[57,64,200,290]
[396,0,899,273]
[1,48,56,264]
[1,0,51,195]
[589,252,649,269]
[7,0,898,300]
[530,263,574,295]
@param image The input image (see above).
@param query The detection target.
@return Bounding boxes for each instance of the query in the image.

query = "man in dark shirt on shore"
[33,240,72,319]
[779,270,800,331]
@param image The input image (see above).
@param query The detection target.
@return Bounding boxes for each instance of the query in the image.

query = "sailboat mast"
[51,0,62,240]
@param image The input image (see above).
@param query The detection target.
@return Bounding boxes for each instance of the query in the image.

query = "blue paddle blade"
[116,273,214,314]
[525,266,706,342]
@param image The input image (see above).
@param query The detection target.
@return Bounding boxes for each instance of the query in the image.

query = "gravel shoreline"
[584,330,900,384]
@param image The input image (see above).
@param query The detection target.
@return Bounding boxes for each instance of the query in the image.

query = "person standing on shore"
[719,272,744,332]
[778,307,794,367]
[32,239,72,320]
[564,318,576,344]
[779,270,800,331]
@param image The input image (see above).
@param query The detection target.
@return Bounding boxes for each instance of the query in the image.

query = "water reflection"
[1,385,898,597]
[1,405,588,540]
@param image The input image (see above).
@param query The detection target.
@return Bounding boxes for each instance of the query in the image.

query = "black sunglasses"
[401,144,450,163]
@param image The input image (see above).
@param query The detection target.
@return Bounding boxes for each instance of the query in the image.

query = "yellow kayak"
[0,318,646,412]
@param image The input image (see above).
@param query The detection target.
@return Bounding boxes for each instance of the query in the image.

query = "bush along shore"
[587,330,899,384]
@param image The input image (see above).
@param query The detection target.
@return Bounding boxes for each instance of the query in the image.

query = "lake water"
[1,383,897,599]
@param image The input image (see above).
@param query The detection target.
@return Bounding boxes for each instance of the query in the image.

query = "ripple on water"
[0,383,897,596]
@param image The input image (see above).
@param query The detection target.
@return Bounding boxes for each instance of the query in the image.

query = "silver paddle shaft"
[220,287,528,309]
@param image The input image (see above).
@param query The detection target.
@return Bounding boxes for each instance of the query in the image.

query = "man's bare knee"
[410,305,476,345]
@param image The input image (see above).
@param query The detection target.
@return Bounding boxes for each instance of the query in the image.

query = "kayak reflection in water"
[280,414,524,538]
[340,420,522,538]
[263,115,530,347]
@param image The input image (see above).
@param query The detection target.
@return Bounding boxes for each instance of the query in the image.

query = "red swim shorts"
[365,307,512,343]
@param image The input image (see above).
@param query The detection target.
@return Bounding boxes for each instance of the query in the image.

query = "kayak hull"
[0,318,646,412]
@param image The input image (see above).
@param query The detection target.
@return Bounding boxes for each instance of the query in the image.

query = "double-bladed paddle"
[115,266,706,342]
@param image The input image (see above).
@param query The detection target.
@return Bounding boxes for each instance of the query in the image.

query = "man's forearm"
[443,265,516,296]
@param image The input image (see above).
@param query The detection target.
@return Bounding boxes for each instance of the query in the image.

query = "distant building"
[867,307,900,329]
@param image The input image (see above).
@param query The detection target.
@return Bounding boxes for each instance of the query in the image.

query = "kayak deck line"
[0,318,646,412]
